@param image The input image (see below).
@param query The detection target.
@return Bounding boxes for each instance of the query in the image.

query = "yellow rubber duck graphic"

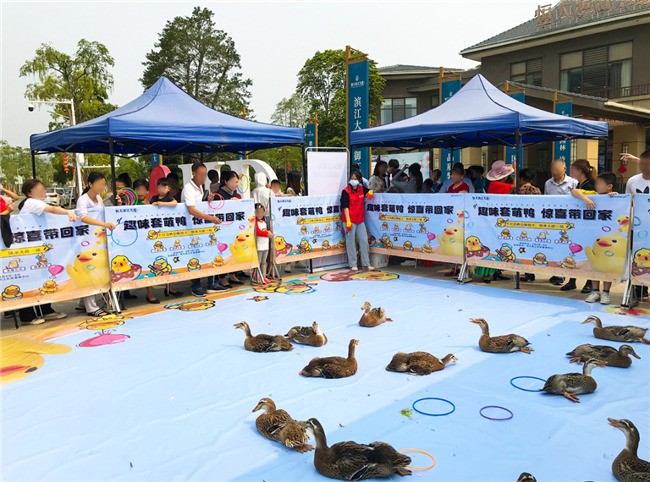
[230,228,257,264]
[153,241,164,251]
[422,243,432,253]
[634,248,650,268]
[300,225,308,235]
[380,234,393,249]
[35,253,48,268]
[66,248,110,288]
[1,336,71,384]
[189,236,200,247]
[39,280,59,294]
[298,238,312,253]
[537,231,548,240]
[321,240,331,251]
[585,233,627,274]
[439,225,464,257]
[211,256,224,267]
[274,236,292,255]
[111,255,132,274]
[313,225,320,234]
[147,230,159,240]
[7,259,20,269]
[496,244,516,262]
[381,221,389,231]
[2,285,23,301]
[403,241,414,251]
[465,236,482,253]
[173,240,182,249]
[187,258,201,271]
[337,239,346,249]
[149,256,172,276]
[500,229,511,238]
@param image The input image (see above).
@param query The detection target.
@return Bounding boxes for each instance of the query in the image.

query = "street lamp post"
[28,98,85,199]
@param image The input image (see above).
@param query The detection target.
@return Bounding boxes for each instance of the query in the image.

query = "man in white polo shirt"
[544,159,577,195]
[182,162,224,297]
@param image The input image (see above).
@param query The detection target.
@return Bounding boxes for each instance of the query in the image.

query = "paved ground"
[1,261,644,335]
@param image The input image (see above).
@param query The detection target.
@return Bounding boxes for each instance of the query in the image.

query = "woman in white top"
[17,179,77,325]
[76,172,115,317]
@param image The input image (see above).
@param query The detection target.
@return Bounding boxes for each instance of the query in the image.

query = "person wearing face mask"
[340,170,375,271]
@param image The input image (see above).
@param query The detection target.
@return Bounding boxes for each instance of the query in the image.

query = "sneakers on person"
[44,312,67,321]
[350,266,359,271]
[207,284,228,293]
[366,266,375,271]
[599,292,611,305]
[401,260,416,267]
[192,287,207,297]
[585,291,601,303]
[22,317,46,325]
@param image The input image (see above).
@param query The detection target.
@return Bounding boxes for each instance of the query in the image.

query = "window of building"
[510,58,542,86]
[560,42,632,97]
[380,97,417,124]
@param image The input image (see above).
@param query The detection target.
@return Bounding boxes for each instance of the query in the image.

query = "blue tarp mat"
[2,272,648,481]
[350,75,608,148]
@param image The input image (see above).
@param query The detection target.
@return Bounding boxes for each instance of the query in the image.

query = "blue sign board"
[348,60,370,179]
[440,79,462,180]
[554,101,573,170]
[305,123,316,148]
[151,153,160,168]
[505,92,525,169]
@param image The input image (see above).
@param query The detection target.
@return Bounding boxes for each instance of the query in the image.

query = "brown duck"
[386,352,457,375]
[582,316,649,344]
[359,302,393,327]
[566,344,640,368]
[234,321,293,352]
[285,321,328,347]
[608,418,650,481]
[470,318,533,354]
[542,358,605,403]
[299,418,412,480]
[300,339,359,378]
[252,398,313,453]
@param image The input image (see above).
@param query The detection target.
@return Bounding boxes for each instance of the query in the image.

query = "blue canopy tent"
[29,77,304,193]
[350,74,607,150]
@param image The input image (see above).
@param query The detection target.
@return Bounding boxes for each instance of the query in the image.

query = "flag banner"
[1,210,110,311]
[365,193,465,263]
[554,100,573,169]
[305,123,316,148]
[348,60,370,179]
[464,194,632,281]
[440,78,462,180]
[631,194,650,286]
[104,201,259,291]
[270,195,345,264]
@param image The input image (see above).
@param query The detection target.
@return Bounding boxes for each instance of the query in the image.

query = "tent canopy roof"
[350,74,608,149]
[30,77,304,155]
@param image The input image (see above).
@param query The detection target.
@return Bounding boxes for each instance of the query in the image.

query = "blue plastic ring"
[480,405,514,421]
[412,397,456,417]
[510,376,546,392]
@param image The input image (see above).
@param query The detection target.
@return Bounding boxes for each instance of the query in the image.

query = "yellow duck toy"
[439,224,464,257]
[465,236,482,253]
[39,280,59,294]
[1,336,71,384]
[634,248,650,268]
[66,247,110,288]
[585,233,627,274]
[230,227,258,264]
[111,255,132,274]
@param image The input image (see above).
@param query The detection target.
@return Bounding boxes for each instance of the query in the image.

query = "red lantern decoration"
[63,153,69,173]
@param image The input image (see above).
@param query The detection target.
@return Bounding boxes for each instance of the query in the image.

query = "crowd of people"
[2,150,649,326]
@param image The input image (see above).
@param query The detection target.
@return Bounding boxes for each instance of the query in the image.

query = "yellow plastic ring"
[398,448,436,471]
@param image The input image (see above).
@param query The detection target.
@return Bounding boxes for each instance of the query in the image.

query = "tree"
[0,141,54,187]
[20,39,117,129]
[141,6,252,116]
[293,49,385,146]
[271,93,311,127]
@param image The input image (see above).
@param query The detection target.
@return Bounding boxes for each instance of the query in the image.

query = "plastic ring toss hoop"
[412,397,455,416]
[398,448,436,471]
[117,188,137,206]
[510,376,546,392]
[479,405,514,421]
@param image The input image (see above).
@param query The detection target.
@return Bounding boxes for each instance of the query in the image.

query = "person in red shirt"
[341,170,375,271]
[445,165,471,193]
[486,160,515,194]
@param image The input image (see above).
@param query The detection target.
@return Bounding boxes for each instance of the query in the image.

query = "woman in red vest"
[341,170,375,271]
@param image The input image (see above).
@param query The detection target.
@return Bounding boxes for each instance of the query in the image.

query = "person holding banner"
[15,179,77,325]
[77,172,116,317]
[182,162,224,297]
[341,170,374,271]
[623,151,650,195]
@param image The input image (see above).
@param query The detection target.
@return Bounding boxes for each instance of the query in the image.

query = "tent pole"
[31,151,37,178]
[514,127,521,291]
[109,138,117,204]
[301,143,308,195]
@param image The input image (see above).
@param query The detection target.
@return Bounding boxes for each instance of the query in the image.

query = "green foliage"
[20,39,117,129]
[270,93,311,127]
[0,140,54,187]
[289,49,385,147]
[141,6,252,116]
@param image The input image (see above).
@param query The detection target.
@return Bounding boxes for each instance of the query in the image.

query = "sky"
[1,0,541,148]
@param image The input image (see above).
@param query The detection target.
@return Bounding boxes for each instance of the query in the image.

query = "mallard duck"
[234,321,293,352]
[582,316,649,344]
[566,344,640,368]
[608,418,650,481]
[252,398,313,453]
[542,358,606,403]
[516,474,536,482]
[386,352,457,375]
[470,318,533,354]
[300,339,358,378]
[285,321,328,347]
[299,418,411,480]
[359,302,393,327]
